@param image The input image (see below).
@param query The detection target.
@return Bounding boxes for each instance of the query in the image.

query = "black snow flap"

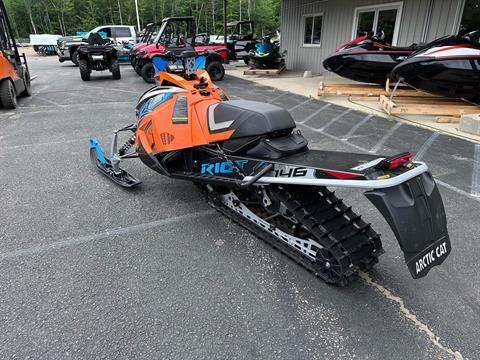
[365,172,451,279]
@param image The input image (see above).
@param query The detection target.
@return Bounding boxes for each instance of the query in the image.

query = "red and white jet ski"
[323,32,419,85]
[391,30,480,103]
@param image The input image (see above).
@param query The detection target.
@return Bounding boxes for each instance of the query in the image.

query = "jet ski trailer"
[391,30,480,104]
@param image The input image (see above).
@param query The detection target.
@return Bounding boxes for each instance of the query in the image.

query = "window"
[96,27,112,38]
[460,0,480,32]
[303,14,323,46]
[112,27,132,38]
[353,2,403,45]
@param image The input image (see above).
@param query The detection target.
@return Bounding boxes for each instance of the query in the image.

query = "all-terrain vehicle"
[57,25,136,66]
[248,36,284,69]
[0,0,31,109]
[77,32,121,81]
[89,50,451,286]
[133,16,227,83]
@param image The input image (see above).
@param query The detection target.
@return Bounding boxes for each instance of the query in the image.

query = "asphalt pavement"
[0,56,478,359]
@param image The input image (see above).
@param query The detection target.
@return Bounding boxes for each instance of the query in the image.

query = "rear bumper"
[365,171,451,279]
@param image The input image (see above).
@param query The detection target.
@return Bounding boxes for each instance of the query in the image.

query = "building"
[280,0,480,73]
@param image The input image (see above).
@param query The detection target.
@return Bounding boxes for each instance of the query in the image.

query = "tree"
[4,0,280,38]
[23,0,36,34]
[50,0,73,36]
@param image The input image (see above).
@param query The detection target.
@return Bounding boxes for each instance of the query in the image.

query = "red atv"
[133,17,227,83]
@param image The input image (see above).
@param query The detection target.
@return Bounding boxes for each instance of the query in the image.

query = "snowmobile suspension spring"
[118,135,135,156]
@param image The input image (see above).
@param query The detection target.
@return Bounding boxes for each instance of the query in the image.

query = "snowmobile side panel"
[365,171,451,279]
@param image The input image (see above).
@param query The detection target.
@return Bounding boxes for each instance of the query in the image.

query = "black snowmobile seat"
[209,100,296,138]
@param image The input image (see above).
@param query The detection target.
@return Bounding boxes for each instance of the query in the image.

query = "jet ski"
[323,32,418,85]
[391,30,480,104]
[248,36,284,69]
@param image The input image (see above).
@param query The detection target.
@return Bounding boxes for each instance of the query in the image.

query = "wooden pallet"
[243,65,286,76]
[318,82,430,99]
[379,95,480,116]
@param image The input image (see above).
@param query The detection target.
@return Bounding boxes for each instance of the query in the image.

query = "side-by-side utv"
[0,0,31,109]
[225,20,258,63]
[132,17,227,83]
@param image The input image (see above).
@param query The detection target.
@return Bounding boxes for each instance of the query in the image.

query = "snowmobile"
[89,50,451,285]
[323,32,419,85]
[248,36,284,69]
[77,32,121,81]
[391,30,480,104]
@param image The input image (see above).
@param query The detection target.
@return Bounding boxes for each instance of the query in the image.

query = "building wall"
[280,0,464,73]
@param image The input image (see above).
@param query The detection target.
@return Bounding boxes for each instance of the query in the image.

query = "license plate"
[92,55,104,61]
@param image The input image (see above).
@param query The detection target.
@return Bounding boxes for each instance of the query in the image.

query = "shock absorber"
[118,134,136,156]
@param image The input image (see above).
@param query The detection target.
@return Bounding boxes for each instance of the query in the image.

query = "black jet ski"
[323,33,418,85]
[248,36,284,69]
[391,30,480,104]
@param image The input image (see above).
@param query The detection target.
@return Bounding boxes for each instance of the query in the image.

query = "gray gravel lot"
[0,56,478,359]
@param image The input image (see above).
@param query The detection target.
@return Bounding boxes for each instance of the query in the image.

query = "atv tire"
[79,60,90,81]
[140,62,155,83]
[206,61,225,81]
[20,67,32,97]
[71,50,79,66]
[111,59,121,80]
[0,80,17,109]
[134,63,142,75]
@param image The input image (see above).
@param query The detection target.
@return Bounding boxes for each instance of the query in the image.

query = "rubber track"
[272,186,383,281]
[208,185,383,286]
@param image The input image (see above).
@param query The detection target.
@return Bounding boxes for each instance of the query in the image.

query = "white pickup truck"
[56,25,137,65]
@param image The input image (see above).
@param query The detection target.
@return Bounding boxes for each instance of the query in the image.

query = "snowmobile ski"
[89,138,141,188]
